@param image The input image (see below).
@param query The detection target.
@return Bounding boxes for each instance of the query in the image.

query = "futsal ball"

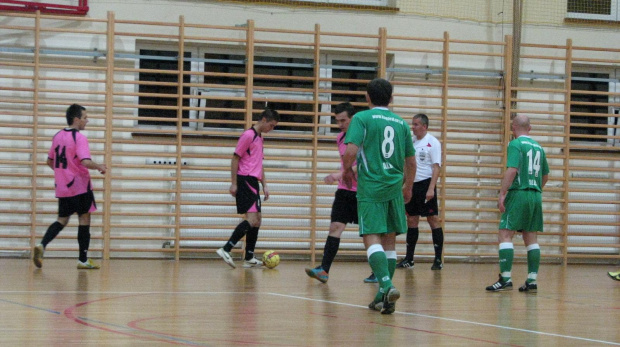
[262,250,280,269]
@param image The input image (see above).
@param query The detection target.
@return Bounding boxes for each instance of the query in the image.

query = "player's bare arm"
[403,155,416,204]
[261,170,269,201]
[498,167,518,213]
[342,143,358,189]
[229,154,240,197]
[324,165,356,184]
[81,159,107,174]
[426,163,440,201]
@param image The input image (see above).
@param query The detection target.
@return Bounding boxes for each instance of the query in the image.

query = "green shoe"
[364,273,378,283]
[305,267,328,283]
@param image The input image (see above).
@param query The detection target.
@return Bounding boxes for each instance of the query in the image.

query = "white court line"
[268,292,620,346]
[2,290,618,346]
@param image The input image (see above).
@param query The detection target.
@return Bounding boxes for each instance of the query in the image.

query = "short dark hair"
[413,113,429,127]
[260,108,279,122]
[66,104,86,126]
[366,78,392,107]
[333,102,355,118]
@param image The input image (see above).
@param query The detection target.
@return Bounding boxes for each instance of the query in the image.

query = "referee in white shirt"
[398,113,444,270]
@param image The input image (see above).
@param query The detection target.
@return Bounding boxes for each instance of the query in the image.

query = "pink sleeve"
[234,131,252,158]
[75,133,91,161]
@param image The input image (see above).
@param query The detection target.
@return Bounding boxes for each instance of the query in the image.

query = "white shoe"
[77,259,100,269]
[243,257,263,268]
[216,248,236,268]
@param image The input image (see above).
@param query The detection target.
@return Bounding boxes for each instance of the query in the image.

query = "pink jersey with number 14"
[48,128,92,198]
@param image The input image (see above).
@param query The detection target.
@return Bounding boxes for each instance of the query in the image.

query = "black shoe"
[396,258,414,269]
[431,258,443,270]
[380,286,400,315]
[368,298,383,311]
[486,275,513,292]
[518,281,537,293]
[364,273,378,283]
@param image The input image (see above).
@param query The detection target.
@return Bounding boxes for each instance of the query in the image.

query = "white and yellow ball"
[262,250,280,269]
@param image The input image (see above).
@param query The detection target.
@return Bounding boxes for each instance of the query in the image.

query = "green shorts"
[358,194,407,236]
[499,189,544,232]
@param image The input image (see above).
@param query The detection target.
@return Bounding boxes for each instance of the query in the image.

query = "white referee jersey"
[413,133,442,182]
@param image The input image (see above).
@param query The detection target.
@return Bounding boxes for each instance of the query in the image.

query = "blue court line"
[0,297,61,315]
[75,315,210,347]
[0,295,210,346]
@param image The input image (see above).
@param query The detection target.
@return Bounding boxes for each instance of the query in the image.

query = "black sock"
[245,227,259,261]
[224,220,251,252]
[77,225,90,263]
[405,227,419,260]
[41,221,64,247]
[321,236,340,273]
[431,227,444,260]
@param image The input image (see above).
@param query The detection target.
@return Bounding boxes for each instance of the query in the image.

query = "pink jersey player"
[48,129,93,198]
[234,128,264,179]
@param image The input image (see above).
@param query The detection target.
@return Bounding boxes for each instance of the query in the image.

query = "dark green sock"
[527,244,540,283]
[368,251,392,292]
[388,258,396,279]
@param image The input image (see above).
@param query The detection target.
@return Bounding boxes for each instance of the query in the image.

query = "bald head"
[513,114,530,128]
[511,114,531,136]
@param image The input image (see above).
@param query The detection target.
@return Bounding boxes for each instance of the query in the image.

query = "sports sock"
[431,227,444,260]
[385,250,397,279]
[499,242,514,281]
[321,236,340,273]
[41,221,64,247]
[367,244,392,292]
[244,227,259,261]
[405,227,419,260]
[77,225,90,263]
[223,220,251,252]
[526,243,540,283]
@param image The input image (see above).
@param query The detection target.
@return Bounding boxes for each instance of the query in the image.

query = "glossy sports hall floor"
[0,258,618,346]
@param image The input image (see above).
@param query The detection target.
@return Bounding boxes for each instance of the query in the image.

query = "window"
[328,60,376,133]
[201,55,317,132]
[137,50,191,126]
[136,44,378,136]
[566,0,620,21]
[570,71,619,145]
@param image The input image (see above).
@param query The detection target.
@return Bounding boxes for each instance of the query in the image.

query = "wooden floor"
[0,258,618,346]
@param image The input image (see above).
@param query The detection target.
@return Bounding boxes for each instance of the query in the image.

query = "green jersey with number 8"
[345,107,415,202]
[506,136,549,192]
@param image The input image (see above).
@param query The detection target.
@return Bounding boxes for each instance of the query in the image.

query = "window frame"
[570,65,620,147]
[566,0,620,21]
[134,42,378,137]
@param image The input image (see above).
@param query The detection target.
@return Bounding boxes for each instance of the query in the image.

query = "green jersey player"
[486,114,549,293]
[343,78,416,314]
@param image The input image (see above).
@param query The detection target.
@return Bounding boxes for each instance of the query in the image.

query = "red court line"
[63,294,206,346]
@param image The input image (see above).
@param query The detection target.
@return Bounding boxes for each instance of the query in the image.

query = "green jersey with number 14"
[345,107,415,202]
[506,135,549,192]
